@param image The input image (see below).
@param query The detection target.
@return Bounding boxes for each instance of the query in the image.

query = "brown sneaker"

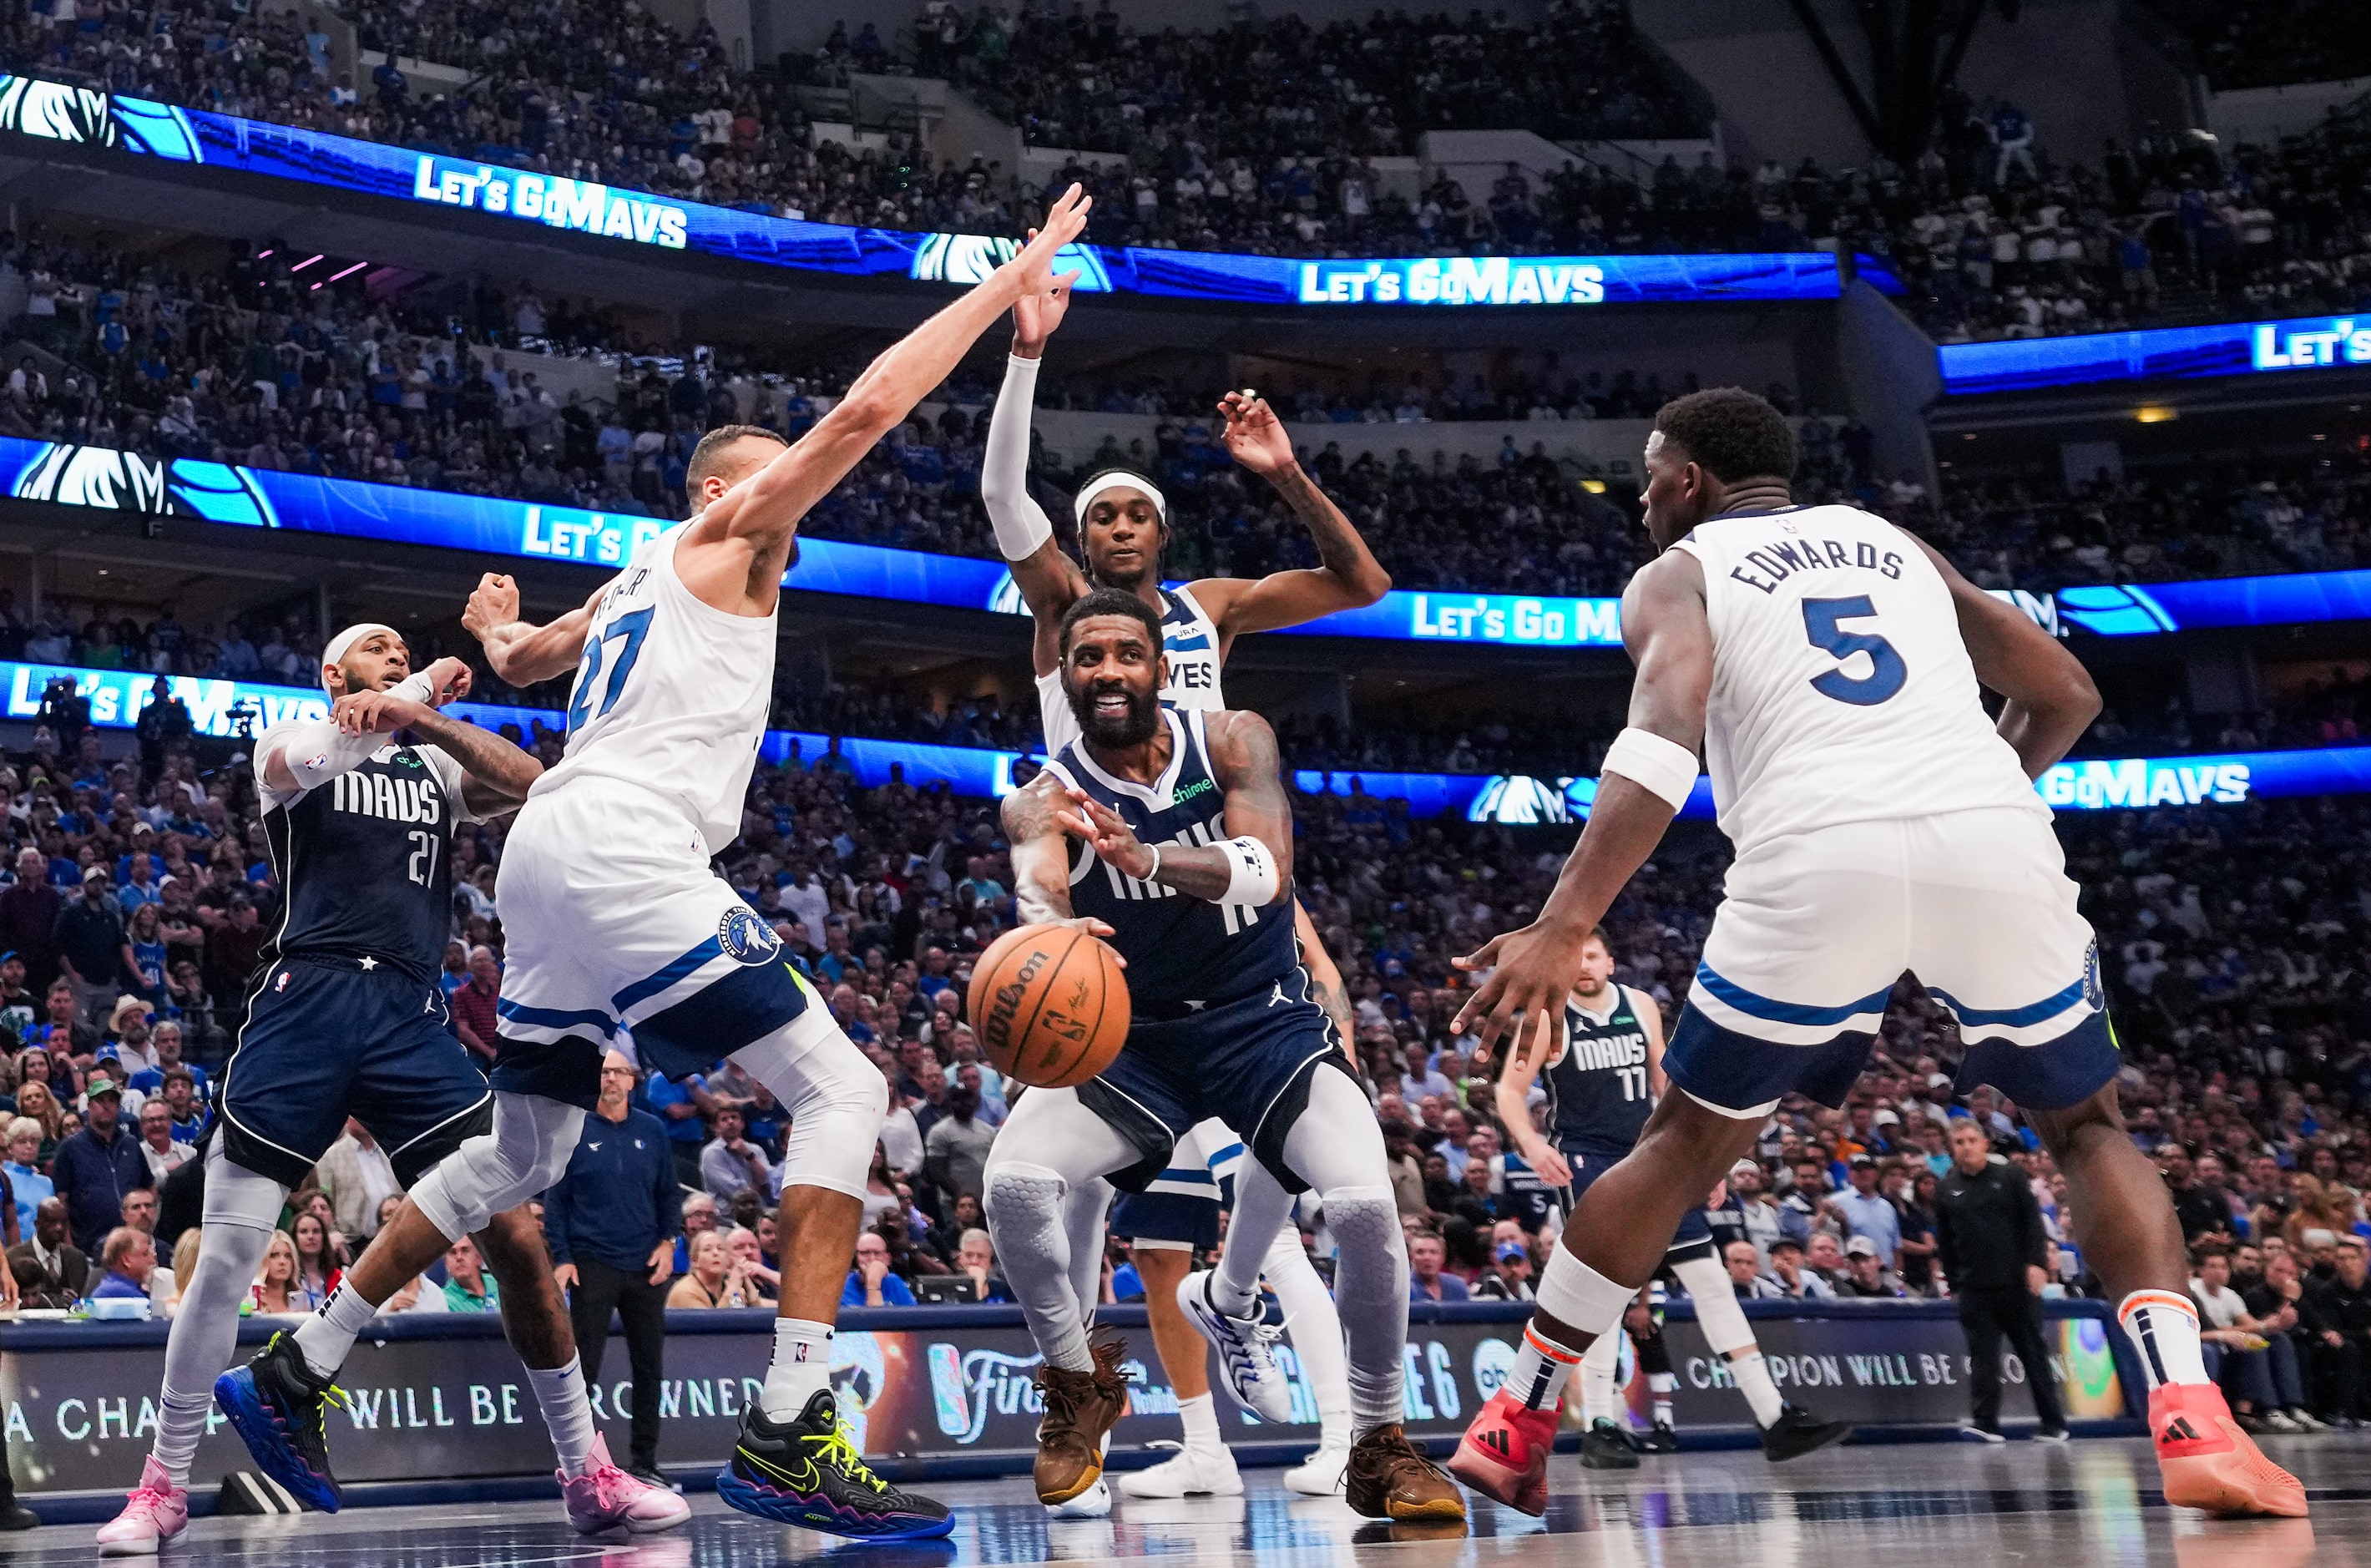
[1032,1330,1131,1505]
[1345,1424,1469,1522]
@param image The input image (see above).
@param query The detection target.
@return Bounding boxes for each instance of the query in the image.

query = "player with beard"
[982,276,1383,1501]
[983,589,1465,1525]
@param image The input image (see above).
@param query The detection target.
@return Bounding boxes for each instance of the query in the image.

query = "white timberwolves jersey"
[1671,503,2045,857]
[1035,584,1226,753]
[533,523,776,851]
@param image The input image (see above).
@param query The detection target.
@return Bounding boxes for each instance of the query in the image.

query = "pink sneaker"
[561,1435,692,1535]
[97,1456,190,1556]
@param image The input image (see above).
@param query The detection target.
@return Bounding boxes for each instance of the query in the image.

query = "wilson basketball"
[967,924,1130,1089]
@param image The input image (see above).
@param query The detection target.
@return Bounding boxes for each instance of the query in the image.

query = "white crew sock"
[526,1355,599,1479]
[293,1278,381,1379]
[2118,1290,2210,1387]
[151,1388,210,1489]
[1649,1371,1676,1428]
[1177,1391,1225,1459]
[1727,1349,1786,1427]
[764,1318,836,1421]
[1505,1323,1585,1412]
[1578,1328,1621,1425]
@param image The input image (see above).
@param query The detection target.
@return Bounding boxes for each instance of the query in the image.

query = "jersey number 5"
[1802,595,1908,706]
[566,607,655,731]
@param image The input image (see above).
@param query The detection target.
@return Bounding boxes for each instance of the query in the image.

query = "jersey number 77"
[566,607,655,731]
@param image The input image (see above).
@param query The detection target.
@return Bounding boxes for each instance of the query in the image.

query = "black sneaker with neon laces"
[214,1330,347,1511]
[715,1389,953,1539]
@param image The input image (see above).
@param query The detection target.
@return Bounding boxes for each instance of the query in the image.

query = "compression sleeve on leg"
[154,1144,287,1485]
[981,353,1054,560]
[983,1085,1142,1373]
[736,1009,887,1201]
[1214,1158,1295,1316]
[1672,1253,1760,1356]
[1276,1068,1409,1437]
[409,1091,584,1246]
[1265,1222,1352,1430]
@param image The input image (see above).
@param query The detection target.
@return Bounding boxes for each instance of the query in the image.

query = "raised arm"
[1910,535,2101,777]
[329,686,545,817]
[463,574,603,688]
[983,271,1090,677]
[683,188,1094,612]
[1192,393,1392,641]
[252,656,470,796]
[1056,711,1293,903]
[1452,550,1711,1059]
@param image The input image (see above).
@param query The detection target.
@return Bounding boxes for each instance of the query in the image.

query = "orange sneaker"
[2151,1383,2308,1519]
[1447,1388,1558,1515]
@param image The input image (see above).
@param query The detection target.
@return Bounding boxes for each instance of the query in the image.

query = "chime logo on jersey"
[716,904,781,964]
[330,766,443,825]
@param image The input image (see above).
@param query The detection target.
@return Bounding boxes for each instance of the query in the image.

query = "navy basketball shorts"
[218,955,493,1188]
[1108,1120,1246,1252]
[488,778,817,1108]
[1561,1140,1714,1257]
[1079,970,1350,1196]
[1664,808,2121,1118]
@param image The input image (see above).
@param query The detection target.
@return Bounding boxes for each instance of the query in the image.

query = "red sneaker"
[1447,1388,1559,1515]
[2151,1383,2307,1519]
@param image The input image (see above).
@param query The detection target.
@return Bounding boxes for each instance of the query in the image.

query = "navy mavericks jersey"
[1044,707,1295,1011]
[1543,987,1654,1153]
[258,741,474,981]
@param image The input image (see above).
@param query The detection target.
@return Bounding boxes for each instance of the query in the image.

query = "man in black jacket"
[545,1050,684,1486]
[2303,1236,2371,1424]
[1935,1120,2069,1441]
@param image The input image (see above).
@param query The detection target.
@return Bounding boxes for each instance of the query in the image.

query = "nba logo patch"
[716,905,783,966]
[275,970,290,993]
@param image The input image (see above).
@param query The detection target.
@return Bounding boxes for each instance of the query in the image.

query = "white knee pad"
[737,1009,887,1201]
[412,1092,584,1242]
[1673,1254,1761,1357]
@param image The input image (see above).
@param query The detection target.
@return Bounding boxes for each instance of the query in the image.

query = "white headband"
[321,623,400,690]
[1074,473,1166,524]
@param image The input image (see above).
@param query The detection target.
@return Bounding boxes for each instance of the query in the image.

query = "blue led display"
[1936,311,2371,394]
[0,73,1848,310]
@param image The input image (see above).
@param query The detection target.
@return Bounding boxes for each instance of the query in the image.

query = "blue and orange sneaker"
[214,1331,346,1512]
[716,1389,953,1540]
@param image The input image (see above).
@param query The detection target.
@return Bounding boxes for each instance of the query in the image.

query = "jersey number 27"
[567,608,655,731]
[1802,595,1907,706]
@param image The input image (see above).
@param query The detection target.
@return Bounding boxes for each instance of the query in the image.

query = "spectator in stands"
[1726,1238,1784,1299]
[922,1079,995,1206]
[90,1224,156,1301]
[648,1070,715,1189]
[667,1230,752,1309]
[316,1120,401,1242]
[954,1227,1014,1305]
[1472,1239,1535,1301]
[698,1103,775,1202]
[437,1234,499,1313]
[289,1211,339,1311]
[672,1191,721,1275]
[1839,1237,1906,1299]
[1408,1228,1469,1303]
[3,1119,50,1240]
[250,1230,300,1315]
[1937,1119,2068,1443]
[547,1049,678,1485]
[1835,1153,1903,1268]
[8,1196,84,1305]
[53,867,126,1026]
[1,849,63,988]
[50,1074,148,1255]
[1762,1237,1832,1300]
[725,1227,779,1306]
[448,944,502,1067]
[134,1101,189,1184]
[845,1229,916,1307]
[2304,1236,2371,1424]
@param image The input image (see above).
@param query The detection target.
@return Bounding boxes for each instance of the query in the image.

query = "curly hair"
[1652,387,1797,484]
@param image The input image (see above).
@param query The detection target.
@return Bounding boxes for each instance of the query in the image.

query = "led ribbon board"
[0,73,1847,308]
[1937,311,2371,394]
[9,437,2371,645]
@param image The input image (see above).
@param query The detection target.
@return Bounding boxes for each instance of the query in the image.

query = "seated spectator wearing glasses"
[844,1231,917,1307]
[672,1191,721,1273]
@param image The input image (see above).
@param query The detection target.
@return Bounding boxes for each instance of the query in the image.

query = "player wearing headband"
[982,279,1388,1506]
[103,625,688,1554]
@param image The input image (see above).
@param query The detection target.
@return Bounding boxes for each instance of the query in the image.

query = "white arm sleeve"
[981,352,1054,562]
[255,671,440,800]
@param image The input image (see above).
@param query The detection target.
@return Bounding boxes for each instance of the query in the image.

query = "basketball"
[967,923,1130,1089]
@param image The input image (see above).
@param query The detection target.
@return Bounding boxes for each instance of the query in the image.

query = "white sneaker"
[1118,1445,1243,1499]
[2262,1409,2303,1434]
[1045,1477,1112,1518]
[2287,1409,2331,1433]
[1282,1432,1351,1495]
[1959,1426,2006,1444]
[1177,1271,1296,1424]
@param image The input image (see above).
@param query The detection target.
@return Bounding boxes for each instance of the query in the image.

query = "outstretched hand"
[1011,230,1072,355]
[1217,390,1296,476]
[1002,184,1091,307]
[1450,919,1588,1065]
[1055,786,1157,882]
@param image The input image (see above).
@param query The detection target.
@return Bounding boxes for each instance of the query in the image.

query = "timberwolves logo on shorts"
[2081,938,2104,1010]
[716,905,782,965]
